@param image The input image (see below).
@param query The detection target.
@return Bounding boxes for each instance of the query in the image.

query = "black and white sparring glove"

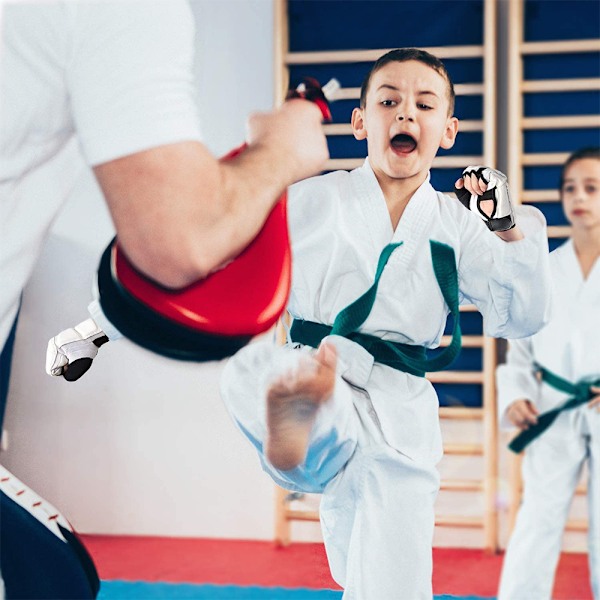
[454,166,516,232]
[46,318,108,382]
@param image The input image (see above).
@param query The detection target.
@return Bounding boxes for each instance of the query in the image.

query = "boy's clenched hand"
[454,166,516,232]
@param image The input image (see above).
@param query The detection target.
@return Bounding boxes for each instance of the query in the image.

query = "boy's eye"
[381,100,396,107]
[562,185,575,194]
[585,185,597,194]
[417,103,432,110]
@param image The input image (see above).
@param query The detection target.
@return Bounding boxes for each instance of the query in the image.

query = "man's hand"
[454,166,518,235]
[46,318,109,381]
[506,399,539,430]
[589,386,600,413]
[246,99,329,185]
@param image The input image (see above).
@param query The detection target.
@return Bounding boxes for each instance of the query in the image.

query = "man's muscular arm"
[94,99,328,289]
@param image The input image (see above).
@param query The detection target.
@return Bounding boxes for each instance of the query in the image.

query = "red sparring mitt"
[96,78,337,362]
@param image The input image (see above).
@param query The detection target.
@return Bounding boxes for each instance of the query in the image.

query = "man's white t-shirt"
[0,0,203,350]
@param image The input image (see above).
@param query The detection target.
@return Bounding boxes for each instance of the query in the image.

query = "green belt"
[509,366,600,453]
[290,240,462,378]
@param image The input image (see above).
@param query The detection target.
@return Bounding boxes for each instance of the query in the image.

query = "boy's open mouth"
[390,133,417,154]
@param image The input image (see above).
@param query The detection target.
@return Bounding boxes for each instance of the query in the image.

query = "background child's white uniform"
[222,159,551,599]
[497,240,599,600]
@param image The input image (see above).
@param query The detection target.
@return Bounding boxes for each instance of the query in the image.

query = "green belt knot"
[575,382,594,403]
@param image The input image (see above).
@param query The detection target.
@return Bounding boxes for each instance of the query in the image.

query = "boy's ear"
[440,116,459,150]
[351,107,367,141]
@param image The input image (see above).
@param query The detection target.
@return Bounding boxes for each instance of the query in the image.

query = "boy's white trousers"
[221,341,440,600]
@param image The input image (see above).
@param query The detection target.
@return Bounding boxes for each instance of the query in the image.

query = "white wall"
[2,0,306,541]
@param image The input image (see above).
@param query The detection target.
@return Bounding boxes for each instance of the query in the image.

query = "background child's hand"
[454,166,516,233]
[506,398,539,430]
[589,386,600,412]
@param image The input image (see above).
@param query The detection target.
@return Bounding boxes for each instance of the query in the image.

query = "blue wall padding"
[429,347,483,372]
[524,91,600,117]
[524,166,562,190]
[434,383,483,408]
[525,0,600,41]
[437,132,483,157]
[527,202,568,227]
[430,169,466,193]
[525,129,600,153]
[549,238,567,252]
[524,53,600,80]
[288,1,484,52]
[445,312,483,336]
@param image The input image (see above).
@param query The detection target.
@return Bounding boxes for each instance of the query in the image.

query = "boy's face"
[561,157,600,230]
[351,60,458,186]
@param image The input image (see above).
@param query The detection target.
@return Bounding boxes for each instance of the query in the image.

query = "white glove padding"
[454,166,516,232]
[46,318,109,381]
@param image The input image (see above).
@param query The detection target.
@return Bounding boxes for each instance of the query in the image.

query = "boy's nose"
[396,112,414,122]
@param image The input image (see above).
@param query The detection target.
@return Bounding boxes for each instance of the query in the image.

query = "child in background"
[221,48,552,599]
[497,147,600,600]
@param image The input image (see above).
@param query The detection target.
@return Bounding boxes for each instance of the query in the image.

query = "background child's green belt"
[509,367,600,453]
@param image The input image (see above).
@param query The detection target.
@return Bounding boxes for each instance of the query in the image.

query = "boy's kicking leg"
[265,343,337,470]
[220,339,358,494]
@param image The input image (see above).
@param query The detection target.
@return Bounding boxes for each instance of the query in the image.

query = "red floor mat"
[81,535,592,599]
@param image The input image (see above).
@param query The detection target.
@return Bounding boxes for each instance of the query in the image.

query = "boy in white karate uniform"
[497,147,600,600]
[220,49,552,599]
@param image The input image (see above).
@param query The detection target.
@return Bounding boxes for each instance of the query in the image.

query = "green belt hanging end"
[508,367,600,453]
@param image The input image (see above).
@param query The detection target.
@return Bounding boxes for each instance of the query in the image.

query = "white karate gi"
[222,159,552,600]
[497,239,600,600]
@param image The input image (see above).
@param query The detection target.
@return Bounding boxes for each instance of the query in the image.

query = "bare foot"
[265,343,337,471]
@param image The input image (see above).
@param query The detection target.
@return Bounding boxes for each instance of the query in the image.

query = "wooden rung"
[333,83,485,100]
[522,77,600,93]
[427,371,484,384]
[521,190,560,202]
[325,158,362,171]
[547,225,572,238]
[285,509,320,522]
[522,152,570,166]
[325,156,483,171]
[440,479,484,492]
[435,515,483,528]
[565,519,588,532]
[459,304,478,312]
[439,406,482,420]
[440,335,484,348]
[286,45,484,65]
[322,123,352,136]
[444,443,483,455]
[521,39,600,55]
[457,120,484,132]
[522,115,600,130]
[323,120,484,136]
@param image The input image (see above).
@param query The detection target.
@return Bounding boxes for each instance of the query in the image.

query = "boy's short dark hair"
[560,147,600,188]
[359,48,455,116]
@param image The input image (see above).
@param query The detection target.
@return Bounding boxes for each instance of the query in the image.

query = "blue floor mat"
[98,581,494,599]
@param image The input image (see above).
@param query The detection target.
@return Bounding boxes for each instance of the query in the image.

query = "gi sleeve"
[457,204,552,339]
[496,337,540,430]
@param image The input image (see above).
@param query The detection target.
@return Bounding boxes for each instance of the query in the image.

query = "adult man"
[0,1,328,596]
